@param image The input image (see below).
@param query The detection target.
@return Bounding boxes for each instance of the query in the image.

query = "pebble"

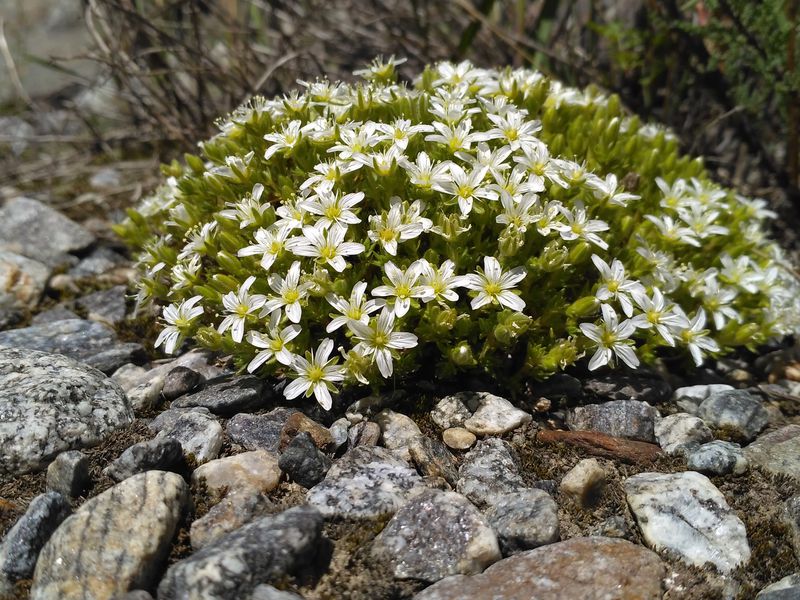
[413,537,666,600]
[430,394,473,429]
[654,412,713,456]
[250,585,305,600]
[408,435,459,486]
[537,429,662,464]
[0,250,50,325]
[30,306,80,325]
[567,400,658,442]
[0,492,71,584]
[624,471,750,573]
[328,417,350,450]
[0,348,133,475]
[148,406,212,433]
[126,373,167,412]
[161,366,204,401]
[744,425,800,480]
[463,392,532,436]
[87,343,146,374]
[278,432,332,488]
[31,471,188,600]
[171,375,267,415]
[307,446,426,519]
[190,491,273,550]
[559,458,606,507]
[442,427,476,450]
[583,374,671,403]
[192,450,282,496]
[672,383,735,414]
[345,392,399,423]
[686,440,748,476]
[112,363,149,390]
[158,506,324,600]
[456,438,524,508]
[68,246,128,278]
[375,409,423,461]
[227,408,298,452]
[347,420,381,447]
[75,285,128,325]
[785,496,800,561]
[696,389,769,441]
[104,437,185,482]
[756,573,800,599]
[156,410,224,464]
[45,450,90,497]
[280,411,336,452]
[484,489,560,555]
[589,515,630,539]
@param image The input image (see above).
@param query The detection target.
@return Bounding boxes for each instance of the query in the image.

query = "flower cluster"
[118,58,800,409]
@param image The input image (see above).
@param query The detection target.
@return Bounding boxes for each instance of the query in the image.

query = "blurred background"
[0,0,797,249]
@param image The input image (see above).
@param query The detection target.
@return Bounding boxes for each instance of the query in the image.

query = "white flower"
[367,201,425,256]
[496,190,540,233]
[327,123,380,160]
[262,261,314,323]
[264,120,303,160]
[585,173,639,207]
[425,119,485,153]
[325,281,382,332]
[219,183,269,228]
[286,224,365,272]
[513,141,567,188]
[300,189,363,229]
[591,254,644,317]
[655,177,689,211]
[299,159,360,191]
[274,197,309,232]
[461,256,526,312]
[720,254,759,293]
[348,309,418,377]
[155,295,204,354]
[676,308,720,366]
[217,276,267,343]
[178,221,217,260]
[554,203,609,249]
[419,259,461,303]
[170,254,202,293]
[283,338,345,410]
[678,204,729,238]
[238,224,291,271]
[629,287,689,346]
[400,151,452,191]
[353,145,404,176]
[457,142,512,179]
[488,165,544,197]
[246,312,302,372]
[701,278,739,330]
[375,119,433,150]
[480,111,541,149]
[579,304,639,370]
[645,214,701,247]
[434,163,496,216]
[353,55,407,80]
[372,260,427,317]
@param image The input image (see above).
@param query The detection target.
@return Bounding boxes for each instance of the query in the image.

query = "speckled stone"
[279,412,336,452]
[278,432,332,489]
[192,450,281,495]
[744,425,800,480]
[463,393,531,436]
[190,491,274,550]
[147,406,211,433]
[686,441,747,476]
[155,410,223,464]
[567,400,658,442]
[31,471,188,600]
[75,285,128,325]
[624,471,750,573]
[785,496,800,561]
[756,573,800,599]
[484,489,560,555]
[171,376,267,415]
[431,394,473,429]
[413,537,666,600]
[375,409,423,461]
[696,389,768,441]
[0,348,133,475]
[30,306,80,325]
[372,489,501,583]
[45,450,90,497]
[672,384,734,414]
[408,435,459,486]
[456,438,524,508]
[348,420,381,447]
[654,412,713,456]
[583,374,671,403]
[158,506,323,600]
[227,408,298,452]
[104,437,185,482]
[161,366,204,401]
[0,250,50,325]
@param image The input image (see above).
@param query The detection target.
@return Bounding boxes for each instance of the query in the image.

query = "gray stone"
[307,446,427,519]
[162,366,204,401]
[431,394,473,429]
[456,438,524,509]
[375,409,422,461]
[442,427,476,450]
[756,574,800,600]
[745,425,800,480]
[280,412,336,451]
[156,410,223,464]
[158,506,324,600]
[484,489,559,555]
[0,348,133,475]
[0,116,34,155]
[686,441,747,476]
[84,342,145,374]
[348,420,381,447]
[228,408,298,452]
[583,374,671,403]
[408,435,459,486]
[785,496,800,561]
[191,450,282,496]
[567,400,658,442]
[413,537,666,600]
[624,471,750,573]
[90,166,122,189]
[589,515,630,539]
[345,393,399,423]
[463,392,532,436]
[0,318,116,364]
[0,492,71,583]
[672,383,735,414]
[126,373,167,412]
[190,491,273,550]
[46,450,90,497]
[112,363,149,391]
[75,285,128,325]
[329,418,350,450]
[372,489,501,582]
[0,196,95,263]
[0,250,50,325]
[104,437,185,482]
[278,432,332,488]
[531,373,583,400]
[148,406,212,433]
[697,389,769,441]
[31,471,188,600]
[654,412,713,456]
[69,247,128,278]
[250,585,304,600]
[172,376,267,415]
[113,592,154,600]
[559,458,607,507]
[30,306,80,325]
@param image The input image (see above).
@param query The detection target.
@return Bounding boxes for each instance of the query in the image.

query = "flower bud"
[567,241,591,265]
[567,296,599,318]
[450,343,476,367]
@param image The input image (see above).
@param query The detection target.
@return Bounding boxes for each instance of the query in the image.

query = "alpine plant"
[117,57,800,409]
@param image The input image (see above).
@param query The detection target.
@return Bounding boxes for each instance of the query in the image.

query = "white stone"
[463,393,532,436]
[654,413,713,456]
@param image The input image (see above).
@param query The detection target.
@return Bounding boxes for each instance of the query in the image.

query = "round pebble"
[443,427,476,450]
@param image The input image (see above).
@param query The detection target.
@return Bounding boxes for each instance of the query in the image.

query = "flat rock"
[190,491,274,550]
[171,376,267,415]
[757,573,800,600]
[484,489,559,555]
[30,306,80,325]
[85,342,145,374]
[456,438,524,508]
[278,432,332,488]
[654,412,713,456]
[409,435,459,486]
[104,437,185,482]
[0,348,133,475]
[31,471,188,600]
[158,506,324,600]
[45,450,90,497]
[686,441,747,476]
[375,409,423,461]
[148,406,212,433]
[280,411,335,451]
[442,427,476,450]
[75,285,128,325]
[228,409,298,452]
[583,374,671,403]
[68,247,128,278]
[0,250,50,325]
[463,392,531,436]
[567,400,658,442]
[624,471,750,573]
[672,383,735,414]
[192,450,282,495]
[744,425,800,480]
[162,366,204,401]
[696,389,768,441]
[372,489,501,583]
[414,537,666,600]
[537,429,662,464]
[156,410,223,464]
[559,458,606,507]
[307,446,426,519]
[431,394,473,429]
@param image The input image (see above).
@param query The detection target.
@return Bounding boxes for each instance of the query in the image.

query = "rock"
[375,409,423,461]
[112,363,149,391]
[85,343,145,374]
[190,491,273,550]
[148,406,212,433]
[328,417,350,450]
[193,450,282,496]
[158,506,324,600]
[536,429,662,464]
[347,420,381,447]
[484,489,559,555]
[697,389,768,441]
[0,196,95,263]
[126,373,167,412]
[654,412,713,456]
[278,432,332,488]
[559,458,606,507]
[442,427,476,450]
[785,496,800,561]
[0,492,71,583]
[463,393,532,436]
[68,247,128,278]
[589,516,630,539]
[30,306,80,325]
[672,383,735,414]
[624,471,750,573]
[0,348,133,475]
[250,585,305,600]
[345,393,398,423]
[0,116,34,156]
[408,435,459,486]
[45,450,90,497]
[372,489,501,582]
[90,166,122,189]
[583,374,671,403]
[431,394,473,429]
[156,410,224,464]
[745,425,800,480]
[531,373,583,400]
[756,574,800,599]
[228,409,298,452]
[75,285,128,325]
[686,441,748,476]
[161,366,204,401]
[172,376,267,415]
[0,250,50,325]
[456,438,524,508]
[31,471,188,600]
[114,592,154,600]
[279,412,335,452]
[567,400,658,442]
[414,537,666,600]
[104,437,185,482]
[307,446,427,519]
